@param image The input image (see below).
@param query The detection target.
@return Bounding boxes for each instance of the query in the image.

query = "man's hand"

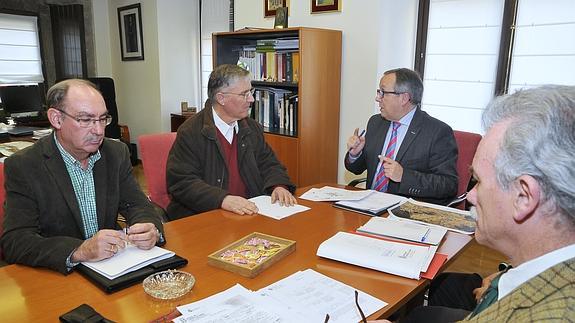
[379,156,403,182]
[222,195,258,215]
[71,229,128,263]
[347,128,366,157]
[270,186,297,206]
[126,223,160,250]
[473,271,501,302]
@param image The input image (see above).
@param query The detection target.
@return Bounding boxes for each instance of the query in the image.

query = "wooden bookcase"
[212,27,342,187]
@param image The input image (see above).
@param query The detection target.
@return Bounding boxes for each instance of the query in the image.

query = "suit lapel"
[94,144,108,229]
[41,138,84,233]
[396,109,423,162]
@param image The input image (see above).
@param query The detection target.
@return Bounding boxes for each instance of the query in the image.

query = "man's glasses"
[220,88,256,100]
[56,109,112,128]
[376,89,404,99]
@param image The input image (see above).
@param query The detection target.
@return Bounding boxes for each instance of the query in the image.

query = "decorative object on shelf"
[265,0,288,17]
[117,3,144,61]
[311,0,340,13]
[143,270,195,299]
[274,7,289,29]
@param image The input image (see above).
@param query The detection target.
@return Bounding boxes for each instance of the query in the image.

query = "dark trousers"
[400,272,482,323]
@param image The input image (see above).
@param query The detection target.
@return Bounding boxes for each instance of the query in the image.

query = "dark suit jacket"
[461,257,575,322]
[345,109,458,205]
[167,106,295,220]
[0,135,163,274]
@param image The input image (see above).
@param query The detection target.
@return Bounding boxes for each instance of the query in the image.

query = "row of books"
[250,87,298,136]
[238,51,300,83]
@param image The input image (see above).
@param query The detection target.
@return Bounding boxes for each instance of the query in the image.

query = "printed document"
[357,217,447,245]
[175,269,387,323]
[249,195,310,220]
[317,232,431,279]
[334,191,407,216]
[299,186,374,202]
[81,245,174,280]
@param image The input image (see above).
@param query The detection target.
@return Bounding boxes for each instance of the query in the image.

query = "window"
[416,0,575,133]
[0,12,44,84]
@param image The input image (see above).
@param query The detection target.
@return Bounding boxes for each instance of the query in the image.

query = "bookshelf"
[212,27,341,187]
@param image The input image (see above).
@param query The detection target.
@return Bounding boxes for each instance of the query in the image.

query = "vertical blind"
[0,13,44,84]
[421,0,505,134]
[508,0,575,92]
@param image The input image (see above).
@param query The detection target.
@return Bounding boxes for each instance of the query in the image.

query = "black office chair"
[86,77,121,139]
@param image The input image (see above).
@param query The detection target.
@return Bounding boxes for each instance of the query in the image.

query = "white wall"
[157,0,201,131]
[235,0,419,184]
[92,0,201,143]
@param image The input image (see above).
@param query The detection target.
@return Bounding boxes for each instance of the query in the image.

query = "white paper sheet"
[81,245,174,279]
[357,217,447,245]
[249,195,310,220]
[317,232,431,279]
[175,269,387,323]
[298,186,374,202]
[335,191,407,215]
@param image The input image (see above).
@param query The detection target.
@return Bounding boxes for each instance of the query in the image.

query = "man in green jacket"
[166,64,296,220]
[374,86,575,322]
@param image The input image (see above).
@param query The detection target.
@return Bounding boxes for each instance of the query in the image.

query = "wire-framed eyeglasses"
[220,88,256,100]
[56,109,112,128]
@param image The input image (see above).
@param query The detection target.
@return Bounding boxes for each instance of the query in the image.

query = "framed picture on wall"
[311,0,340,13]
[118,3,144,61]
[265,0,288,17]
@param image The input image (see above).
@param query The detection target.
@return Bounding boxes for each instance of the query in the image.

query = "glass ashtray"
[143,270,195,300]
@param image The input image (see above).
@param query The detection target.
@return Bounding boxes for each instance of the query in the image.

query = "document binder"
[76,254,188,293]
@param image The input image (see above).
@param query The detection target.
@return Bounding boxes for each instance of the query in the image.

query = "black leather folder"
[76,254,188,293]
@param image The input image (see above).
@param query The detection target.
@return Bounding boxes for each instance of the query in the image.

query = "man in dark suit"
[345,68,458,205]
[0,79,164,274]
[373,85,575,322]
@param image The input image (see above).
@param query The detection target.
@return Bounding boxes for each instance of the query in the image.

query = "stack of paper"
[32,128,52,139]
[174,269,387,323]
[317,232,441,279]
[299,186,374,202]
[334,191,407,216]
[81,245,175,280]
[357,217,447,245]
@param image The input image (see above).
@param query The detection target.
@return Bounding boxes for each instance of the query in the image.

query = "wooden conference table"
[0,185,473,322]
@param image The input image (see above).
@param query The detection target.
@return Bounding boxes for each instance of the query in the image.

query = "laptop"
[7,126,43,137]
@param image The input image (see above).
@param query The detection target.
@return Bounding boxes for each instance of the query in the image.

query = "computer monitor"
[0,84,45,118]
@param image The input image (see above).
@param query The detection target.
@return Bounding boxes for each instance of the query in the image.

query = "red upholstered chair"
[0,163,5,261]
[138,133,177,213]
[450,130,482,209]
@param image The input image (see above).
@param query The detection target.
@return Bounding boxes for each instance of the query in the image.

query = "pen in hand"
[348,129,366,152]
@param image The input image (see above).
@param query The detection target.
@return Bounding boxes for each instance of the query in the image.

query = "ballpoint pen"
[421,228,431,242]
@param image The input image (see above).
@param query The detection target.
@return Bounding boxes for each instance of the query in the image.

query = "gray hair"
[384,68,423,106]
[482,85,575,223]
[46,79,98,112]
[207,64,251,102]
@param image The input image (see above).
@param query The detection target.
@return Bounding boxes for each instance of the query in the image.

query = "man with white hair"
[374,85,575,322]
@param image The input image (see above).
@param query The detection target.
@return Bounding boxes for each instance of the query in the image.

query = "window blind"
[0,13,44,84]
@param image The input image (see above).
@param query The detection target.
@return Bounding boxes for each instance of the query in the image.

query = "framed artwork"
[265,0,288,17]
[311,0,340,13]
[274,7,289,29]
[118,3,144,61]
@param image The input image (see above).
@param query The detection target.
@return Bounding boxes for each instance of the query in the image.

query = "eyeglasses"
[376,89,404,98]
[56,109,112,128]
[323,291,367,323]
[220,88,256,100]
